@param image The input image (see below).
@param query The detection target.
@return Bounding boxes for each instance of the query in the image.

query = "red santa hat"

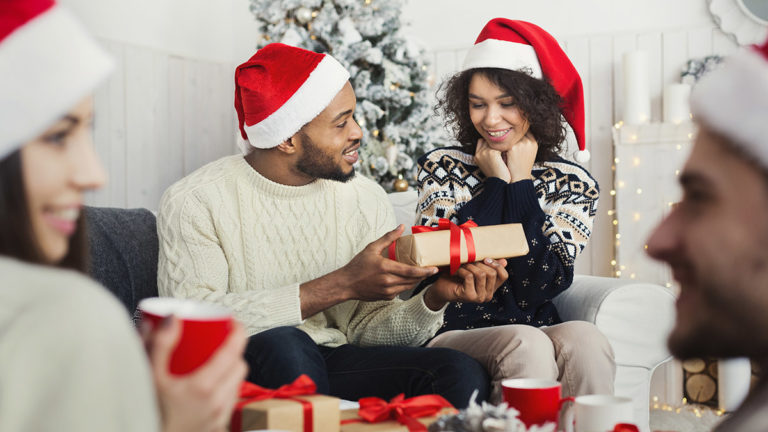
[235,43,350,150]
[690,37,768,170]
[462,18,589,163]
[0,0,113,160]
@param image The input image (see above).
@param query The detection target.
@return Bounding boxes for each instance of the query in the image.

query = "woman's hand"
[143,317,248,432]
[474,139,511,183]
[424,258,509,310]
[506,132,538,183]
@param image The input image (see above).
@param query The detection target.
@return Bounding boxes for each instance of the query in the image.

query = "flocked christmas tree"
[249,0,450,191]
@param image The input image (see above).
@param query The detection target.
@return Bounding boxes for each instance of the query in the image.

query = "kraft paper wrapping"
[386,223,529,267]
[236,394,340,432]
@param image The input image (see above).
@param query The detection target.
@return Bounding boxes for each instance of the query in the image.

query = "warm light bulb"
[633,213,641,221]
[610,260,617,266]
[636,188,643,194]
[609,190,616,196]
[633,157,641,166]
[612,219,618,226]
[618,180,625,188]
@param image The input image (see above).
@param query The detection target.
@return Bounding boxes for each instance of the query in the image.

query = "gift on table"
[340,394,457,432]
[385,220,529,274]
[230,375,340,432]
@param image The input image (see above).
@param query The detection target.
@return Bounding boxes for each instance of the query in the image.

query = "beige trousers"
[426,321,615,403]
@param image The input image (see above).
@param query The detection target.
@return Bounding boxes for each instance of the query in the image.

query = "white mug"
[564,395,634,432]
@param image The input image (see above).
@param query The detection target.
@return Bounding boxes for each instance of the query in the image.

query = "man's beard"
[295,132,356,183]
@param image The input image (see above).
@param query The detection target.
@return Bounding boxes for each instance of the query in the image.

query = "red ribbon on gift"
[406,218,477,275]
[341,393,455,432]
[230,374,316,432]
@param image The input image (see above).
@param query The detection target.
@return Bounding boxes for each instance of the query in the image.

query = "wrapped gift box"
[234,394,340,432]
[386,223,529,268]
[340,408,456,432]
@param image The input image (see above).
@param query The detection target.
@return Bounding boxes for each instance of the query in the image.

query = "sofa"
[85,194,675,432]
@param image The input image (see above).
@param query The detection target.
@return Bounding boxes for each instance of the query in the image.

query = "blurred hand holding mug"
[139,297,234,375]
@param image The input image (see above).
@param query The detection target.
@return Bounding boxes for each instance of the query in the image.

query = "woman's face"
[21,97,106,263]
[468,73,530,152]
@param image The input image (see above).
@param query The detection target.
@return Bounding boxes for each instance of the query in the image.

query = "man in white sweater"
[158,43,509,407]
[646,38,768,429]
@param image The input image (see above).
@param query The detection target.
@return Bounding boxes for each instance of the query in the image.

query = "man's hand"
[506,132,538,183]
[299,225,438,318]
[340,224,439,301]
[475,139,512,183]
[423,258,508,310]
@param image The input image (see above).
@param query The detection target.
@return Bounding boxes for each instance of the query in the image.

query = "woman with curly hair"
[415,18,615,402]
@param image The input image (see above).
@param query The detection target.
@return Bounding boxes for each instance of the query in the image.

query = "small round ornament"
[393,174,409,192]
[295,7,312,24]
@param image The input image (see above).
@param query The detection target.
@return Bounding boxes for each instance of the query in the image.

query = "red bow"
[342,393,454,432]
[389,219,477,275]
[230,374,316,432]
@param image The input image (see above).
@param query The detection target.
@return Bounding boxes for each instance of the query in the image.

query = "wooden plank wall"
[425,26,737,277]
[85,27,737,277]
[87,39,239,211]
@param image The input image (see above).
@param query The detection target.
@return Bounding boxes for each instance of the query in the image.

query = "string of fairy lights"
[609,120,696,289]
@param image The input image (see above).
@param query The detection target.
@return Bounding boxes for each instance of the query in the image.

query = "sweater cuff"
[409,288,447,324]
[261,282,304,327]
[506,180,544,220]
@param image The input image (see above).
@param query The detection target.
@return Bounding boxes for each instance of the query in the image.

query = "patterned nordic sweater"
[415,147,599,334]
[157,155,445,348]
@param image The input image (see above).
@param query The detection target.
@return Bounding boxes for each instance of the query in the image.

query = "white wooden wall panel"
[91,40,128,208]
[86,40,237,212]
[124,45,171,211]
[662,31,689,92]
[585,36,615,278]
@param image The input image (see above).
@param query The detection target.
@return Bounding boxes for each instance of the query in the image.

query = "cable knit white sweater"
[157,155,444,347]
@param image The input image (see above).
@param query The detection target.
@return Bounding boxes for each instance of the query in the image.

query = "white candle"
[718,357,752,412]
[663,83,692,124]
[623,51,651,125]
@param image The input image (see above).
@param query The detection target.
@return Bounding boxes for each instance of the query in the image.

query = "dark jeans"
[244,326,489,408]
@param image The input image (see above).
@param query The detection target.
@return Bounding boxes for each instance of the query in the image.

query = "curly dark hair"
[436,67,567,162]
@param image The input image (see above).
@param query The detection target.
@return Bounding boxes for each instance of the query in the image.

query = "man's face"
[646,125,768,360]
[294,82,362,183]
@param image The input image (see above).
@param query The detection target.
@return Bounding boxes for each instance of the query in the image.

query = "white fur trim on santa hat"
[690,47,768,170]
[0,4,113,159]
[244,55,350,149]
[461,39,542,78]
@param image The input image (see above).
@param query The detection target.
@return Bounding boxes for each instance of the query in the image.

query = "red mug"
[501,378,573,427]
[138,297,233,375]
